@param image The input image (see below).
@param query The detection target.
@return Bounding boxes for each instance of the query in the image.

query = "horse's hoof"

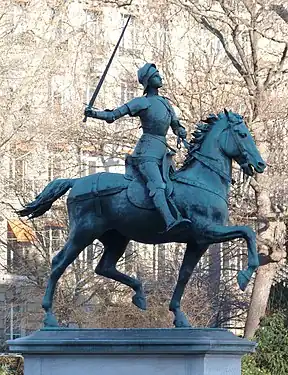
[237,270,250,291]
[43,312,59,327]
[173,311,191,328]
[132,294,147,310]
[174,320,191,328]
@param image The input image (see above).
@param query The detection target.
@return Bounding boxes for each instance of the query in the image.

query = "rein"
[171,173,228,205]
[192,151,232,184]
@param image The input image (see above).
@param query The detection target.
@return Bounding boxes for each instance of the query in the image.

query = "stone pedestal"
[8,328,255,375]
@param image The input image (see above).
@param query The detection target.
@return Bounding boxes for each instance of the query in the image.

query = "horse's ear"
[224,108,230,118]
[202,114,217,124]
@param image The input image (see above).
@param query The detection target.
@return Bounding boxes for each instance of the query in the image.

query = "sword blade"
[83,15,131,122]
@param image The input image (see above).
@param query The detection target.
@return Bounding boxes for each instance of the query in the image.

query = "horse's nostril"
[257,161,265,168]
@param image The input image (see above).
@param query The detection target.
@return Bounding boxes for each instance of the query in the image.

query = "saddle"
[68,153,176,211]
[124,152,175,210]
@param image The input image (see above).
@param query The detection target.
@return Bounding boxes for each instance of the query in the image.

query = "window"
[88,160,97,175]
[237,245,248,271]
[14,0,29,5]
[221,243,231,279]
[81,156,102,176]
[106,158,124,174]
[7,220,34,274]
[52,91,62,112]
[84,9,103,40]
[5,303,24,340]
[48,155,63,180]
[119,14,139,55]
[198,248,210,277]
[51,228,62,253]
[88,62,102,82]
[15,156,34,193]
[86,59,103,104]
[55,16,68,51]
[7,155,27,188]
[86,85,94,106]
[81,156,125,176]
[6,239,29,274]
[153,27,171,57]
[49,75,65,111]
[44,226,64,254]
[120,81,136,103]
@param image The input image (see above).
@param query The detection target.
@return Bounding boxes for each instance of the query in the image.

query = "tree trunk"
[244,262,278,338]
[244,135,286,338]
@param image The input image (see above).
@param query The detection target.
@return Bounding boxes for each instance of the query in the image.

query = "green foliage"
[242,355,271,375]
[0,357,23,375]
[0,366,15,375]
[0,366,9,375]
[254,313,288,375]
[269,280,288,313]
[242,313,288,375]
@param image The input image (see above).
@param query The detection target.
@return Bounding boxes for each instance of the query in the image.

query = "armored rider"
[85,63,190,233]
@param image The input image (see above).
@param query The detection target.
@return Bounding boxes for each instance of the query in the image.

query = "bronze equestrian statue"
[18,64,266,328]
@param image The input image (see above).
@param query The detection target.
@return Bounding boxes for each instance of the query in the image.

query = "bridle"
[182,117,250,184]
[221,118,249,170]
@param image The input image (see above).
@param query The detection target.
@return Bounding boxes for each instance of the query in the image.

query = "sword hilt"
[83,103,99,123]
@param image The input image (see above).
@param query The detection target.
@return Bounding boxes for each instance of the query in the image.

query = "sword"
[83,15,131,122]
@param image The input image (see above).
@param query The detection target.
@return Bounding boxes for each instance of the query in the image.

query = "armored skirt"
[132,133,168,162]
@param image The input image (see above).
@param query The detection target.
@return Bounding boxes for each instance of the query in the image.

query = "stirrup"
[161,218,192,234]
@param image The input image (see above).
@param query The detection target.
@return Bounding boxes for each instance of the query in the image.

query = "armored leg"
[152,188,178,230]
[138,161,190,232]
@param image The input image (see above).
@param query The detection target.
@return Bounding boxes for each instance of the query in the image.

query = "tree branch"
[200,16,248,79]
[231,25,256,88]
[271,4,288,23]
[264,43,288,89]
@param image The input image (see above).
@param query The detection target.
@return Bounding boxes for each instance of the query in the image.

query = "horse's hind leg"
[42,218,100,327]
[96,230,146,310]
[169,241,207,328]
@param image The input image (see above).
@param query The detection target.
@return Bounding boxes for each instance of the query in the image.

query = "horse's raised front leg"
[96,230,146,310]
[169,241,207,328]
[203,224,259,291]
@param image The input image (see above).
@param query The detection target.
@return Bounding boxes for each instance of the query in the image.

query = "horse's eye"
[239,132,247,138]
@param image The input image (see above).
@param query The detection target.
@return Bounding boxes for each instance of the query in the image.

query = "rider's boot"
[152,189,191,233]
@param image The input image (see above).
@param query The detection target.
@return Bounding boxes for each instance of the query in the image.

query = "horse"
[18,110,266,328]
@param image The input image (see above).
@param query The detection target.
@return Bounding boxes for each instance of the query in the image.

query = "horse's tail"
[17,178,76,219]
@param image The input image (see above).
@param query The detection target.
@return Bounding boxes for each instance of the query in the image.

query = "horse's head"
[219,110,266,176]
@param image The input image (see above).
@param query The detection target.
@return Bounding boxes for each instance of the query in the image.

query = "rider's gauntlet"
[92,104,129,124]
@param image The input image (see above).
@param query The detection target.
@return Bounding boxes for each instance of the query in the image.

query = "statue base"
[8,328,255,375]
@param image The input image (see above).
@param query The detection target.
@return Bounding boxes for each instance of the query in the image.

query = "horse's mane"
[181,113,219,169]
